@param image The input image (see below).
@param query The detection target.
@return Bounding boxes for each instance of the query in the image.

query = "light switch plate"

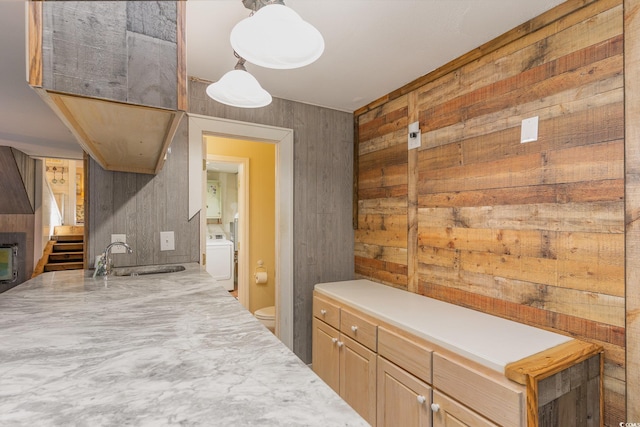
[408,121,421,150]
[110,234,127,254]
[521,116,539,143]
[160,231,175,251]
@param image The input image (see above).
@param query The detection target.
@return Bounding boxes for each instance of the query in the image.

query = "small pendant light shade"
[230,4,324,69]
[206,67,272,108]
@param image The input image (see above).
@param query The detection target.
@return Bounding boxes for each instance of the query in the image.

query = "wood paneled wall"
[354,0,626,424]
[87,118,200,267]
[190,79,355,363]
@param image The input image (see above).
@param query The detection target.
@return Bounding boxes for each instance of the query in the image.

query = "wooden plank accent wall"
[625,0,640,421]
[189,79,354,364]
[354,0,626,424]
[356,95,409,289]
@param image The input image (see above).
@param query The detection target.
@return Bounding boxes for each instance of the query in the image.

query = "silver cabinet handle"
[337,341,344,348]
[430,403,440,412]
[351,325,358,333]
[320,309,327,316]
[331,337,338,344]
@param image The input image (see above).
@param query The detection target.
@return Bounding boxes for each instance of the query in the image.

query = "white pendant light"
[206,57,272,108]
[230,3,324,69]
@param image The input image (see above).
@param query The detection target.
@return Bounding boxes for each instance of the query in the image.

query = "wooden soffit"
[36,89,183,175]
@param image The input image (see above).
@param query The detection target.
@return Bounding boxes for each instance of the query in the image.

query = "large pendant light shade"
[230,4,324,69]
[206,67,272,108]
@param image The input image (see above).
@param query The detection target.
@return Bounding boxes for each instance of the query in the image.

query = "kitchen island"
[0,264,367,426]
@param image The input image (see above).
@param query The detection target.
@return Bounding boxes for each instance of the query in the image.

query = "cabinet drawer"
[433,353,524,427]
[313,294,340,329]
[432,390,498,427]
[340,308,377,351]
[378,327,432,384]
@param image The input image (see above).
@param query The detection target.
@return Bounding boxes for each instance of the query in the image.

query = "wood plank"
[176,0,187,111]
[44,261,83,272]
[419,179,624,208]
[28,1,43,87]
[358,213,407,231]
[32,240,55,278]
[505,340,603,385]
[358,107,408,143]
[419,264,624,325]
[358,197,407,215]
[433,352,525,427]
[359,143,407,172]
[417,281,625,347]
[420,77,622,153]
[421,46,623,133]
[377,326,433,384]
[359,128,406,156]
[625,0,640,420]
[53,225,84,236]
[407,91,419,293]
[359,163,407,190]
[419,202,623,234]
[355,228,406,249]
[354,243,406,266]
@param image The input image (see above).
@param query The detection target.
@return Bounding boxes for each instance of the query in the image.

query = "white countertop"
[315,279,571,373]
[0,265,368,426]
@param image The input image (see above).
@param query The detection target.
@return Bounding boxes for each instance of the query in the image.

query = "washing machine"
[206,239,234,291]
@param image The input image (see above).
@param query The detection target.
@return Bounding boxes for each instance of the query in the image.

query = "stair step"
[44,261,84,272]
[48,252,84,262]
[54,234,84,243]
[53,242,83,252]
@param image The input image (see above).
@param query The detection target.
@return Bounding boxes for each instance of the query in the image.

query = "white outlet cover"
[521,116,539,143]
[160,231,175,251]
[110,234,127,254]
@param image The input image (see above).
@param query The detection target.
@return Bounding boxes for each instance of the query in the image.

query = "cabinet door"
[432,390,497,427]
[340,334,377,426]
[312,317,340,393]
[377,356,432,427]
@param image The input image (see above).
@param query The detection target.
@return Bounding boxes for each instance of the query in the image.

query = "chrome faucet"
[100,242,133,276]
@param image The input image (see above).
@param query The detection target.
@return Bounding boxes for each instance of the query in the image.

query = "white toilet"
[255,306,275,333]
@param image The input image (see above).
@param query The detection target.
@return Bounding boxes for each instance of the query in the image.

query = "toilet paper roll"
[255,271,268,284]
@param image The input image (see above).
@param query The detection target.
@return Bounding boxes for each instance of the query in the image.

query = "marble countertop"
[315,279,571,373]
[0,264,368,426]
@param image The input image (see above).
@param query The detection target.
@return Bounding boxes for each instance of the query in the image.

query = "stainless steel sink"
[111,265,186,277]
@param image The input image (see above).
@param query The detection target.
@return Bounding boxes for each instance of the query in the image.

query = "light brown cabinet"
[431,390,496,427]
[312,299,377,425]
[377,356,432,427]
[312,281,604,427]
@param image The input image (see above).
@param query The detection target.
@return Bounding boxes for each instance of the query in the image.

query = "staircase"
[33,226,84,277]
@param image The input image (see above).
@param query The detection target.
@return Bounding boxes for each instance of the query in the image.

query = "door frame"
[205,155,249,308]
[188,114,294,350]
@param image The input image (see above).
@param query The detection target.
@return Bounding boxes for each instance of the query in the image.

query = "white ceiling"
[0,0,564,160]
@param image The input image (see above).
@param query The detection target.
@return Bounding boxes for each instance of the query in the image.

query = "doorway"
[205,156,247,306]
[188,114,294,350]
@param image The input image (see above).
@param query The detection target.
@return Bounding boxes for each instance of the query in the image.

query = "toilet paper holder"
[254,260,268,284]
